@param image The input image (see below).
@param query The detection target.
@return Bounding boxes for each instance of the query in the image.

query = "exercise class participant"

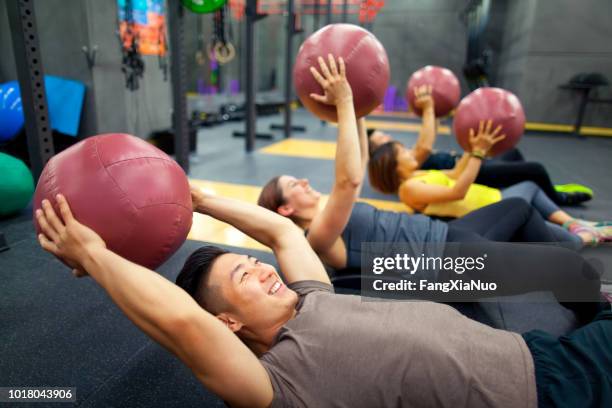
[35,192,611,408]
[257,56,607,320]
[367,125,612,245]
[367,93,593,206]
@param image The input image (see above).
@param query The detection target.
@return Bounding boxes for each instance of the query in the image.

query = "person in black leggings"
[351,197,606,324]
[442,199,605,323]
[367,128,592,206]
[369,86,592,205]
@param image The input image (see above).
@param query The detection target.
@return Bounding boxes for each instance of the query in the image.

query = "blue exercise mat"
[0,76,85,137]
[44,75,86,137]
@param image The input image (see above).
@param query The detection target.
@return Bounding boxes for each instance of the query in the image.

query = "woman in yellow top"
[368,120,611,245]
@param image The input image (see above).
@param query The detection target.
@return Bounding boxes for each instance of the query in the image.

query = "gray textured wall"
[0,0,172,139]
[495,0,537,92]
[270,0,470,100]
[369,0,469,95]
[513,0,612,127]
[1,0,97,136]
[3,0,612,131]
[35,0,98,137]
[1,0,99,136]
[85,0,128,134]
[85,0,172,138]
[369,0,612,127]
[0,0,17,81]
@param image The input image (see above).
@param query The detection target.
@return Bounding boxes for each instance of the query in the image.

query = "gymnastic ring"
[214,42,235,64]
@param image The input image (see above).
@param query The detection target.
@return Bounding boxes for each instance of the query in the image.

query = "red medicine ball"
[293,24,390,122]
[33,134,192,269]
[453,87,526,157]
[406,65,461,117]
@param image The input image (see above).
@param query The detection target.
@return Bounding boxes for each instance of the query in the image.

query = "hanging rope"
[120,0,145,91]
[195,13,207,67]
[208,4,235,65]
[157,16,169,81]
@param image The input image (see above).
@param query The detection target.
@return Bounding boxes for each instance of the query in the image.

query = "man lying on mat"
[36,192,611,408]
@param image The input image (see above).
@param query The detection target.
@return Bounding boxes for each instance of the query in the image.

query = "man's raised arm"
[36,195,273,408]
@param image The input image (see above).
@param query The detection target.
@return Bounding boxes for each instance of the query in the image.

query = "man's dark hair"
[176,245,230,315]
[366,128,377,138]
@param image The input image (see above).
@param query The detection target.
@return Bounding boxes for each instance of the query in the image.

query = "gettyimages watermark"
[359,241,612,302]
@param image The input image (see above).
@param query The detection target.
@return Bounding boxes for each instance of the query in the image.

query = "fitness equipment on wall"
[181,0,227,14]
[119,0,145,91]
[209,4,236,65]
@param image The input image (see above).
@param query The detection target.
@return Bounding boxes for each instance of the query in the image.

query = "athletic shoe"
[563,221,600,245]
[555,183,594,196]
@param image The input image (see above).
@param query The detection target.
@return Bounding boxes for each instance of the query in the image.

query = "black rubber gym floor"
[2,109,611,406]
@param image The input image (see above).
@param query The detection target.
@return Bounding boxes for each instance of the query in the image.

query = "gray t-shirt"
[260,281,536,408]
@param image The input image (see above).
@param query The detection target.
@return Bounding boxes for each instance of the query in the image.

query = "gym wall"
[266,0,612,128]
[257,0,471,108]
[363,0,612,128]
[0,0,172,140]
[368,0,470,97]
[2,0,611,133]
[497,0,612,127]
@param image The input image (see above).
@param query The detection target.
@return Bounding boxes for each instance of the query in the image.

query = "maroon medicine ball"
[33,134,192,269]
[406,65,461,117]
[293,24,390,122]
[453,87,526,157]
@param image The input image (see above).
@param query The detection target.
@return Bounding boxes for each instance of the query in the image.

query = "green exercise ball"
[181,0,227,14]
[0,152,34,217]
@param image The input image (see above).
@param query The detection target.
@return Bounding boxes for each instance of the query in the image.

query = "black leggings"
[492,148,525,162]
[476,161,562,204]
[425,148,562,203]
[443,199,605,323]
[446,197,556,243]
[523,311,612,407]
